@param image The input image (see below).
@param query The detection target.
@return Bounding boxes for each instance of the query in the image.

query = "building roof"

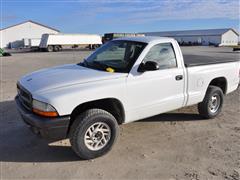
[113,36,174,43]
[144,28,239,37]
[0,20,60,32]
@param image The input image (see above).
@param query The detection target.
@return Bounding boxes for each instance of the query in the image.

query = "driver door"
[126,42,185,122]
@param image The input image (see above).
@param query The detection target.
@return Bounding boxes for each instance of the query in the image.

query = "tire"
[69,109,119,159]
[92,45,98,49]
[198,85,224,119]
[53,46,60,52]
[47,45,54,52]
[88,44,92,50]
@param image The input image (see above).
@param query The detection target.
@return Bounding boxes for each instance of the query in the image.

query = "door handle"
[175,75,183,81]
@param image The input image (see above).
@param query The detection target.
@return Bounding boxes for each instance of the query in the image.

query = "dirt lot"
[0,47,240,180]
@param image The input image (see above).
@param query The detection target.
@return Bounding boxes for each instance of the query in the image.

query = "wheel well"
[68,98,125,132]
[209,77,227,94]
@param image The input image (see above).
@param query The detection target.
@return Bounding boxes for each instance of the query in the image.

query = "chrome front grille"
[17,83,32,111]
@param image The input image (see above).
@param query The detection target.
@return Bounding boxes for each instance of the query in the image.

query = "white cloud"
[124,1,239,23]
[78,0,239,23]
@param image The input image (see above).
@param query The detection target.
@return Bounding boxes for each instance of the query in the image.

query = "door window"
[143,43,177,69]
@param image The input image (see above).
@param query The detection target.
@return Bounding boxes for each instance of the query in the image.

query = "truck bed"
[182,46,239,67]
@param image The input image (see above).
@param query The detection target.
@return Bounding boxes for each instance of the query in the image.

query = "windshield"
[80,40,147,73]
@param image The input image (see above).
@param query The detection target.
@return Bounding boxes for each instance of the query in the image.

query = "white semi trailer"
[39,33,102,52]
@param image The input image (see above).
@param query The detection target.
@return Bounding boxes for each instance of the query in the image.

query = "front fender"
[33,78,126,116]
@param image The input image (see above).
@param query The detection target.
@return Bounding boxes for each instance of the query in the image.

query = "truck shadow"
[0,100,204,163]
[0,100,80,162]
[138,112,204,122]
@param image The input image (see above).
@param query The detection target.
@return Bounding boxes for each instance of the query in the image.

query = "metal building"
[0,20,59,48]
[144,28,239,46]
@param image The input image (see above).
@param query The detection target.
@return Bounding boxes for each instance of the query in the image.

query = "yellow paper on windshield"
[106,67,115,73]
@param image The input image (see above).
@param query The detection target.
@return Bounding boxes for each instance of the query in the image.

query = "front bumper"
[15,96,70,140]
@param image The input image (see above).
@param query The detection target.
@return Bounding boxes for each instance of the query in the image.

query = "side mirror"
[138,61,159,72]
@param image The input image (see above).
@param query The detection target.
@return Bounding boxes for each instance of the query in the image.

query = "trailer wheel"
[92,45,97,49]
[53,46,60,52]
[92,44,100,49]
[47,45,54,52]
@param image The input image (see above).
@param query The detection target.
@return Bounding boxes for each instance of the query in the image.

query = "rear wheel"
[69,109,119,159]
[88,44,93,50]
[198,85,224,119]
[53,45,60,52]
[47,45,54,52]
[92,44,98,49]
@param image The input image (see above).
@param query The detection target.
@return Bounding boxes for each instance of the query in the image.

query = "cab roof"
[113,36,174,43]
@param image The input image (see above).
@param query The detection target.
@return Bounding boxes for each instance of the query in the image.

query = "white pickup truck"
[16,36,239,159]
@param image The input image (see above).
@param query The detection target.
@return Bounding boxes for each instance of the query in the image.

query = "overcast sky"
[1,0,239,34]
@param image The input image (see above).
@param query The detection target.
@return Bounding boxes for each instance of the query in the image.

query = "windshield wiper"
[92,61,108,70]
[79,59,114,71]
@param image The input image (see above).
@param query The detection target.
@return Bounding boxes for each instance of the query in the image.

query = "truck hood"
[19,64,127,93]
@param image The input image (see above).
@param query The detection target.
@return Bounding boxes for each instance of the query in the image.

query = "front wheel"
[198,85,224,119]
[69,109,119,159]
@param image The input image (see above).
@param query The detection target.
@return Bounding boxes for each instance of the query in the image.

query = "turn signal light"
[33,108,58,117]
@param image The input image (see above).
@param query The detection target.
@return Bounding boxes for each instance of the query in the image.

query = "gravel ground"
[0,47,239,180]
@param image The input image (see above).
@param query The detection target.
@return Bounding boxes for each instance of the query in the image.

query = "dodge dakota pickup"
[15,36,240,159]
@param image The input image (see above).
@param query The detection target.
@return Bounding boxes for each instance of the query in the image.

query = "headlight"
[32,99,58,117]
